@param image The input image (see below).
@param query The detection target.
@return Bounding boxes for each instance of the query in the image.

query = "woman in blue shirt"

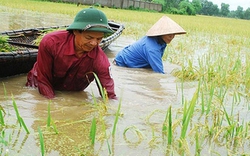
[114,16,186,74]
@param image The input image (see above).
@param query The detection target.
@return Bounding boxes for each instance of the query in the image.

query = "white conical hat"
[146,16,186,36]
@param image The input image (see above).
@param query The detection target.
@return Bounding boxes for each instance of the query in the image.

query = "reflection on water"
[1,5,250,156]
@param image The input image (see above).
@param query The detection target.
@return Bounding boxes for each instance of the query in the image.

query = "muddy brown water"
[2,5,248,156]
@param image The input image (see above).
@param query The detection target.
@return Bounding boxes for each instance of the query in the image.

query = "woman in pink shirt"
[26,7,116,99]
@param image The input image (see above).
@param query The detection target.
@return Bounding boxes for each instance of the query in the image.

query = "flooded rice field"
[1,5,250,156]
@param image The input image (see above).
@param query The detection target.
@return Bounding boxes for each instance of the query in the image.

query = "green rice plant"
[18,118,30,134]
[220,101,231,126]
[195,129,200,156]
[167,106,172,145]
[244,54,250,92]
[12,95,29,134]
[92,72,108,102]
[205,82,215,115]
[46,101,58,134]
[102,123,111,155]
[172,60,200,81]
[200,89,205,115]
[50,120,59,134]
[162,106,173,145]
[12,96,21,126]
[38,127,45,156]
[47,101,51,128]
[219,101,241,142]
[162,111,168,133]
[0,109,4,126]
[89,117,97,145]
[112,98,122,137]
[180,88,198,143]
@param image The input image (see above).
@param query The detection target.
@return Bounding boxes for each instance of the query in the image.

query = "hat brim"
[87,27,114,34]
[148,31,186,36]
[66,22,114,34]
[146,16,186,36]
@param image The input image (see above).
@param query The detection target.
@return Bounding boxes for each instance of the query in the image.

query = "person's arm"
[95,49,117,99]
[146,48,165,74]
[36,36,55,98]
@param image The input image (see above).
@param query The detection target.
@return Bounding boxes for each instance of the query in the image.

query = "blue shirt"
[115,36,166,73]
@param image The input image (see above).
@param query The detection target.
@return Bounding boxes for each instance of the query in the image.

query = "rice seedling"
[46,101,51,128]
[180,88,198,141]
[205,82,215,115]
[111,98,122,137]
[38,127,45,156]
[162,105,172,145]
[167,106,172,145]
[89,117,97,145]
[11,95,29,134]
[46,101,58,134]
[0,84,6,126]
[101,121,112,155]
[195,128,201,156]
[91,72,108,102]
[0,109,4,126]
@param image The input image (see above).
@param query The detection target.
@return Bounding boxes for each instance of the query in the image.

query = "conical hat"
[146,16,186,36]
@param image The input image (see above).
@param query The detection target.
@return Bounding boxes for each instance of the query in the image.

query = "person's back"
[115,36,166,73]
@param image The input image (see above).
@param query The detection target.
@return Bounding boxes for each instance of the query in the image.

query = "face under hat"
[146,16,186,36]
